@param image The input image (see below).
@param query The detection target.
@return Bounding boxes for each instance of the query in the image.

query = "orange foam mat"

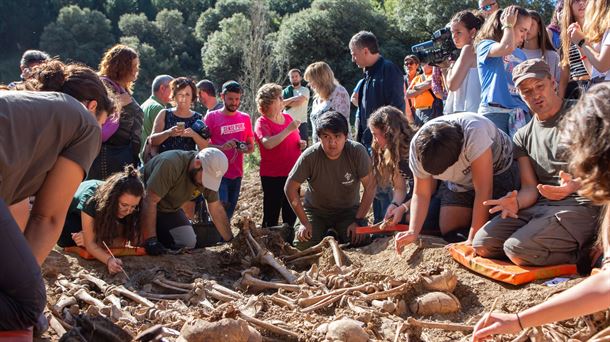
[447,243,577,285]
[64,246,147,260]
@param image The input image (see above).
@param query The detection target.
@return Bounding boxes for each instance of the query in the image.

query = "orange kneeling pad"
[0,329,32,342]
[447,243,577,285]
[64,246,147,260]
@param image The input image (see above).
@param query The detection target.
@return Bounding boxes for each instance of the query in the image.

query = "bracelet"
[402,202,409,211]
[516,198,520,210]
[581,55,588,60]
[578,39,585,47]
[502,23,513,30]
[390,201,401,207]
[515,312,524,330]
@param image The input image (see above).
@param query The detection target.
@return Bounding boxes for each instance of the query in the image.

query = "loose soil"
[39,171,609,341]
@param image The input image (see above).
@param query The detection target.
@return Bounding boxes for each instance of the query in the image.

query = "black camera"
[235,141,248,152]
[411,27,460,66]
[191,119,211,140]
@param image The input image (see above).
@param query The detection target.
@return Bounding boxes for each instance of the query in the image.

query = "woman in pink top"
[254,83,306,228]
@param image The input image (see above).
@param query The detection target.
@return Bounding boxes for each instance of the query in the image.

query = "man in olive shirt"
[473,59,600,266]
[140,148,232,253]
[140,74,173,161]
[285,111,375,249]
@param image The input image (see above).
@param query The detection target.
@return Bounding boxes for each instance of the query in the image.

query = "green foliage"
[268,0,312,16]
[40,5,114,67]
[201,13,251,85]
[273,0,408,90]
[151,0,215,25]
[194,0,251,43]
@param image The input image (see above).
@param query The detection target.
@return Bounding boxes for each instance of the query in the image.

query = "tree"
[194,0,251,44]
[150,0,215,25]
[201,13,250,86]
[40,5,115,67]
[268,0,312,16]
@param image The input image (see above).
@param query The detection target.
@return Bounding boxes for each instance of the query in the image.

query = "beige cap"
[197,148,228,191]
[512,58,552,87]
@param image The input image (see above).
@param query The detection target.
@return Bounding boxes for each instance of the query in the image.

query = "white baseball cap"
[197,148,228,191]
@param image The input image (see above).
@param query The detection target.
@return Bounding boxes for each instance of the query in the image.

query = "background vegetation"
[0,0,555,114]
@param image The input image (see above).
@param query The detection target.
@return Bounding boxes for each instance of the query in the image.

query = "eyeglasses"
[480,2,497,11]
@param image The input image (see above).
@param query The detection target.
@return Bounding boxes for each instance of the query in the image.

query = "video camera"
[191,119,211,140]
[411,27,460,67]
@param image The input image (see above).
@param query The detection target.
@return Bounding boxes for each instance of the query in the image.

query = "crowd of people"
[0,0,609,337]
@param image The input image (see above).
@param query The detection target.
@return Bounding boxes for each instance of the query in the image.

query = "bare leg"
[439,205,471,235]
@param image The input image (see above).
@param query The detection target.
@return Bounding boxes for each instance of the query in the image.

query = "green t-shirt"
[513,100,588,205]
[66,180,102,221]
[288,140,371,212]
[143,150,218,212]
[140,95,166,155]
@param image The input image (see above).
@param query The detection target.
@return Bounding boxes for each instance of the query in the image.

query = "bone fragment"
[245,229,297,283]
[236,267,302,292]
[361,282,410,301]
[239,312,300,340]
[48,314,68,336]
[406,317,473,332]
[113,285,155,307]
[52,295,77,316]
[74,288,105,309]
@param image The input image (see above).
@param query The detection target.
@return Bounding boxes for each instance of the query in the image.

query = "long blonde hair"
[560,0,583,68]
[584,0,610,43]
[303,62,338,101]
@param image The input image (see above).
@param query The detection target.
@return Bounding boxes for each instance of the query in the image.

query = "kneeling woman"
[58,166,144,274]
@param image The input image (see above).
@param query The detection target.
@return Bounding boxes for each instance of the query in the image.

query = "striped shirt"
[568,44,589,79]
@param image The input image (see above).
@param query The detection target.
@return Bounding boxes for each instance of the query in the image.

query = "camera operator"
[444,10,484,114]
[149,77,209,155]
[204,81,255,220]
[475,5,532,137]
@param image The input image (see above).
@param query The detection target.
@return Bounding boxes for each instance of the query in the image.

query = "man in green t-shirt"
[140,75,173,161]
[473,59,600,266]
[140,148,231,254]
[285,111,375,249]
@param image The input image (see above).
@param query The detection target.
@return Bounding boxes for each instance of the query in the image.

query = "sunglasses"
[405,61,416,65]
[480,2,497,11]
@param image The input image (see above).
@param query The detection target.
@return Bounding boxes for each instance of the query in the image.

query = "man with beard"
[205,81,255,220]
[282,69,310,143]
[139,148,232,253]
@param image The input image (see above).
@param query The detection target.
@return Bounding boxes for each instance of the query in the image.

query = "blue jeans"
[219,177,242,220]
[373,186,393,223]
[482,112,510,136]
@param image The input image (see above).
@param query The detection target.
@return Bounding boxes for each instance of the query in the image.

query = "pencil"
[102,241,130,280]
[483,298,499,327]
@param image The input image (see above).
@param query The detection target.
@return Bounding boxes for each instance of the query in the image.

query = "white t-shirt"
[409,112,513,192]
[522,49,562,83]
[591,30,610,80]
[285,86,310,122]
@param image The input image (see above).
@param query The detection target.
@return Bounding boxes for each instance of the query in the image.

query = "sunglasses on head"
[480,2,497,11]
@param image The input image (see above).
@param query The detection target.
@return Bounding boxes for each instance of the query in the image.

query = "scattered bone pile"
[45,214,610,341]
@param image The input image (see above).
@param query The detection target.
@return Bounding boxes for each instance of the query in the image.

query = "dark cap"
[221,80,242,94]
[512,58,552,87]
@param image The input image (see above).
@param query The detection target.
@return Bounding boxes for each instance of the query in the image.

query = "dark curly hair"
[89,165,145,246]
[98,44,139,94]
[169,77,197,103]
[415,121,464,175]
[369,106,416,187]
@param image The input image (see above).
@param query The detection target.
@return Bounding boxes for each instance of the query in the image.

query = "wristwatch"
[355,218,368,227]
[577,39,586,47]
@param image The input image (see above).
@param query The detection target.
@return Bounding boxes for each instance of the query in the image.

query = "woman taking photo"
[58,166,145,274]
[304,62,351,143]
[254,83,305,228]
[89,44,144,180]
[445,10,484,114]
[149,77,208,154]
[1,60,114,330]
[475,5,532,137]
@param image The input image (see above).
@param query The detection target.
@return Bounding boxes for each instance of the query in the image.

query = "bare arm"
[486,6,519,58]
[81,212,112,265]
[260,120,300,150]
[558,63,569,98]
[406,79,431,98]
[285,179,309,227]
[149,110,172,146]
[468,148,494,239]
[140,190,161,240]
[514,157,540,209]
[25,156,84,265]
[446,45,475,91]
[581,42,610,74]
[356,172,375,219]
[207,200,233,241]
[408,176,436,236]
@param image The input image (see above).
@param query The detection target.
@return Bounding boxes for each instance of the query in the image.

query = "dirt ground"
[40,171,610,341]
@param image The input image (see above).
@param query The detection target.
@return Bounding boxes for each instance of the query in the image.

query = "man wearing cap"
[139,148,233,254]
[472,58,600,266]
[205,80,255,220]
[197,80,223,115]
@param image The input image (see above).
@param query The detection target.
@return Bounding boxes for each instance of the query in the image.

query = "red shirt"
[254,113,302,177]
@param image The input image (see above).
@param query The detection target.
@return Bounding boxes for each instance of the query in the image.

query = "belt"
[488,102,508,109]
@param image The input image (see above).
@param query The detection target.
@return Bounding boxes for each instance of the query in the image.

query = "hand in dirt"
[395,230,418,255]
[144,237,167,256]
[537,171,580,201]
[483,190,519,219]
[297,223,313,242]
[71,232,85,247]
[347,223,365,245]
[472,312,521,341]
[107,257,124,275]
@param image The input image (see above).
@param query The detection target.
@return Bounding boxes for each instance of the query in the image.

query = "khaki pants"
[472,204,599,266]
[293,206,358,250]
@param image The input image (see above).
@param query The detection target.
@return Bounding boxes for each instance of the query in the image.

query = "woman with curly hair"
[1,60,114,331]
[472,82,610,341]
[58,166,144,274]
[89,44,144,180]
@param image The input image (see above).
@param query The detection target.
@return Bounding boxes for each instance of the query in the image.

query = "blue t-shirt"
[477,39,528,112]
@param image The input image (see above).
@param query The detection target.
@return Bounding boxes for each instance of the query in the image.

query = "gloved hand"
[144,237,166,256]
